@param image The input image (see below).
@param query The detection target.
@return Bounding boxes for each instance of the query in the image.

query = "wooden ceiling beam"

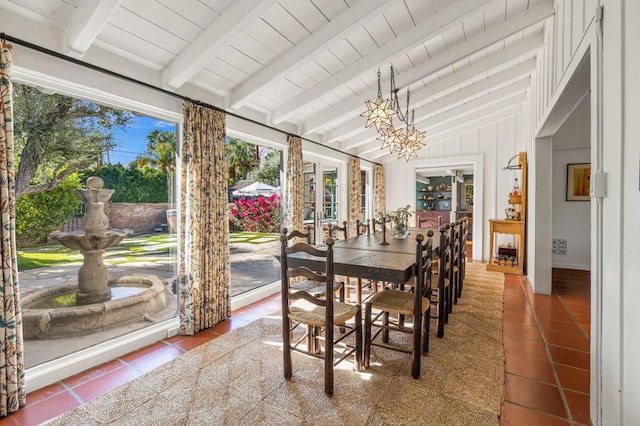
[303,33,543,135]
[62,0,123,58]
[161,0,277,90]
[229,0,395,110]
[271,0,495,124]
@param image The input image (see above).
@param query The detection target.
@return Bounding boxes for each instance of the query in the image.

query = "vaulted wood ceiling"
[0,0,554,163]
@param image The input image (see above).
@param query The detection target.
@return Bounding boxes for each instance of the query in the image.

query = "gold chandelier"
[361,66,425,160]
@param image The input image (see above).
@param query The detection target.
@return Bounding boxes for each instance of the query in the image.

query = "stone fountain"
[51,176,130,304]
[22,177,169,339]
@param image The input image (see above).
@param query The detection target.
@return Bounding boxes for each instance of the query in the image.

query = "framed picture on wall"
[566,163,591,201]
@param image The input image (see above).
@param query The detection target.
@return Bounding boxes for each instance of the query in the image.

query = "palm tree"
[226,138,258,183]
[135,130,176,174]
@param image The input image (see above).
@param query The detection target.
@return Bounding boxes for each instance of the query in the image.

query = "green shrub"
[84,164,168,203]
[16,174,82,244]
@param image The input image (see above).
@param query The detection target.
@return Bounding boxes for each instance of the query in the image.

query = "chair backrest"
[415,230,434,305]
[450,221,461,281]
[280,231,335,321]
[371,217,384,232]
[460,218,468,276]
[356,219,370,236]
[438,224,452,284]
[327,221,348,240]
[283,226,313,245]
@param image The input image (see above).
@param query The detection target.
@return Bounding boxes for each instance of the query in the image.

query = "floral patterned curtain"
[347,156,361,235]
[0,41,25,416]
[374,164,385,218]
[284,135,303,237]
[178,101,229,335]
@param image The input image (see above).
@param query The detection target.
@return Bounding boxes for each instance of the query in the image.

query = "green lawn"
[17,232,278,271]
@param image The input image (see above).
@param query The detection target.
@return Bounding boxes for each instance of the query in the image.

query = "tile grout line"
[555,292,590,341]
[516,274,574,423]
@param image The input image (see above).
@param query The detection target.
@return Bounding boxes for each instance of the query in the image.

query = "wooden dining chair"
[458,218,468,298]
[346,219,380,305]
[363,231,434,379]
[279,235,362,396]
[432,225,451,338]
[356,219,370,236]
[282,228,345,302]
[327,221,348,240]
[446,220,459,311]
[371,217,384,232]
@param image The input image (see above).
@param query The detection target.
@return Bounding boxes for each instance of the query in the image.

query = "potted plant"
[379,205,412,239]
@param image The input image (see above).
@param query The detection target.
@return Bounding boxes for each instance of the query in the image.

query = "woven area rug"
[47,263,505,425]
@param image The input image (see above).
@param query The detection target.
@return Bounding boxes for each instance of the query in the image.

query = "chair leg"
[356,278,363,306]
[382,311,390,343]
[444,290,450,324]
[422,307,430,355]
[364,303,372,368]
[282,315,292,380]
[325,322,334,396]
[453,274,459,305]
[411,312,422,379]
[355,305,362,371]
[437,299,445,338]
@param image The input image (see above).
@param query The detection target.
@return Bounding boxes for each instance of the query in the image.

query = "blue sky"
[107,115,177,165]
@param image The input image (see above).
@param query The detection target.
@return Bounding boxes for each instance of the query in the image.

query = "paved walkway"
[20,238,281,368]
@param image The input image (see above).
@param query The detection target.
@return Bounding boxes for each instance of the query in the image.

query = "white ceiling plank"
[359,99,526,159]
[420,106,525,147]
[342,132,378,151]
[341,68,531,150]
[229,0,395,109]
[417,84,529,130]
[312,35,542,138]
[62,0,123,58]
[271,0,496,124]
[425,94,528,138]
[336,78,531,150]
[161,0,278,90]
[304,13,546,134]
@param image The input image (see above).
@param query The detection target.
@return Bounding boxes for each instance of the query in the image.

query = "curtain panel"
[178,101,230,335]
[0,41,25,416]
[373,164,385,218]
[284,135,303,238]
[347,157,361,235]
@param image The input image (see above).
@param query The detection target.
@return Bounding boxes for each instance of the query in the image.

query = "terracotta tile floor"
[1,268,590,425]
[501,268,591,425]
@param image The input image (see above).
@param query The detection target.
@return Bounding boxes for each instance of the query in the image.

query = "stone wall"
[104,203,174,234]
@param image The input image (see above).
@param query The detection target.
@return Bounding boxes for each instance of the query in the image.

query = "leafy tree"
[12,83,133,198]
[227,138,258,183]
[248,149,281,186]
[16,174,82,243]
[134,129,176,174]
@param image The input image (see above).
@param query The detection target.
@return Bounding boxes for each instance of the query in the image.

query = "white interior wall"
[526,0,640,423]
[619,0,640,422]
[551,96,591,271]
[385,114,524,262]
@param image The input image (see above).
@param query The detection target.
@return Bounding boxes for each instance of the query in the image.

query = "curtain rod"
[1,33,380,166]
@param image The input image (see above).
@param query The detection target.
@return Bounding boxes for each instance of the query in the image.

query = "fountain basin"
[22,275,169,339]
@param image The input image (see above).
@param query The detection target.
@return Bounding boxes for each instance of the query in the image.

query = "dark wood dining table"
[286,228,440,284]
